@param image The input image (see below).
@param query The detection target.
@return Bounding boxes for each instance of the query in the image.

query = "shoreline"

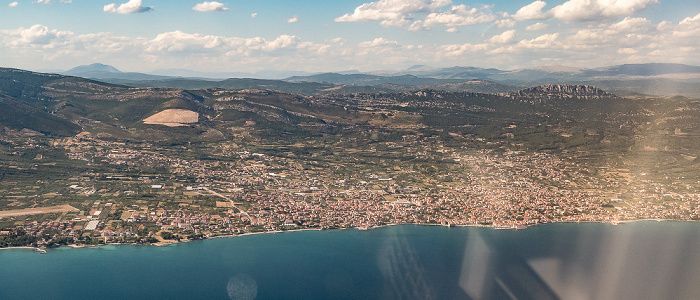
[0,218,691,252]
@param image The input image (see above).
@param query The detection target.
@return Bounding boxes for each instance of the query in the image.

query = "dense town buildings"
[3,132,697,248]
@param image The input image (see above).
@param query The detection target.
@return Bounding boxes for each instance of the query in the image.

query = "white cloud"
[146,31,225,52]
[2,15,700,74]
[513,0,658,23]
[551,0,658,22]
[359,37,398,48]
[104,0,153,14]
[488,30,516,44]
[32,0,71,4]
[19,25,57,44]
[609,17,654,32]
[495,19,516,28]
[440,42,488,57]
[417,4,497,29]
[526,22,548,31]
[251,13,258,18]
[671,13,700,38]
[330,37,346,44]
[287,15,299,23]
[513,1,549,21]
[260,35,300,51]
[145,31,306,55]
[8,1,18,7]
[335,0,452,27]
[568,29,611,46]
[336,0,500,31]
[518,33,559,49]
[617,48,638,54]
[562,17,660,51]
[0,24,73,47]
[192,2,228,12]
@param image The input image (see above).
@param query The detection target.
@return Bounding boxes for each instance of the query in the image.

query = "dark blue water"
[2,222,700,300]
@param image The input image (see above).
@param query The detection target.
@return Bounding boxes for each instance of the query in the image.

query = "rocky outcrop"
[499,85,616,104]
[505,84,614,99]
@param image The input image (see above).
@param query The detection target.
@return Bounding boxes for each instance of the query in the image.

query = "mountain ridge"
[0,67,628,139]
[51,63,700,97]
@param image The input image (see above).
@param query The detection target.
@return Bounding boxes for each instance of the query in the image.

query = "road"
[202,187,251,221]
[0,205,78,217]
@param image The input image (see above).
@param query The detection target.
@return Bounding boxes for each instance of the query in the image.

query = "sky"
[0,0,699,74]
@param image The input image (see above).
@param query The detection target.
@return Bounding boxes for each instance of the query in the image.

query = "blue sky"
[1,0,699,74]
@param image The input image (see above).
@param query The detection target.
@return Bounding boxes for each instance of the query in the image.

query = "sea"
[1,221,700,300]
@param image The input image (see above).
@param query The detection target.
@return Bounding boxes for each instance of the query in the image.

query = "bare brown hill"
[143,109,199,127]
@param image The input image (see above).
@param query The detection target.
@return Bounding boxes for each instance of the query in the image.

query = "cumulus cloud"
[4,24,389,70]
[330,37,346,44]
[104,0,153,14]
[609,17,654,32]
[526,22,549,31]
[19,25,58,44]
[336,0,501,30]
[192,2,228,12]
[287,15,299,23]
[144,31,307,56]
[440,42,488,57]
[494,19,516,28]
[335,0,452,27]
[146,31,225,52]
[617,48,638,54]
[673,13,700,38]
[513,0,658,23]
[552,0,658,22]
[563,17,659,51]
[2,15,700,73]
[8,1,18,7]
[264,35,299,50]
[513,0,549,21]
[415,4,497,29]
[0,24,73,48]
[488,30,516,44]
[359,37,399,48]
[32,0,71,4]
[518,33,560,49]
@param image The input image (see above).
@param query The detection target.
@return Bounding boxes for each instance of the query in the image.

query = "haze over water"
[1,221,699,300]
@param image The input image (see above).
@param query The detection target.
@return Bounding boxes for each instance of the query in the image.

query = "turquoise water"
[1,222,700,299]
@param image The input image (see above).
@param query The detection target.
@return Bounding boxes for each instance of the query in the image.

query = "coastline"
[1,218,692,252]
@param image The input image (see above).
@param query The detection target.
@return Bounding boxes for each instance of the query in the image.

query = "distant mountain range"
[63,63,172,81]
[54,62,700,97]
[62,63,311,80]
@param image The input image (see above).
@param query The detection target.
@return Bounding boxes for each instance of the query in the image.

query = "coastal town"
[2,67,700,249]
[3,127,699,249]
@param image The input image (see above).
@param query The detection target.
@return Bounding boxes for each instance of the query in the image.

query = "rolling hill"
[1,66,700,184]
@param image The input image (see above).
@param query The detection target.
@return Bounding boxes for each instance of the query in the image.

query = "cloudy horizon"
[1,0,699,73]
